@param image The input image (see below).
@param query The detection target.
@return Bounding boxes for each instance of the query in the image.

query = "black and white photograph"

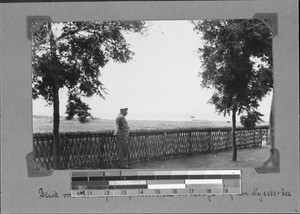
[32,19,273,171]
[1,1,298,213]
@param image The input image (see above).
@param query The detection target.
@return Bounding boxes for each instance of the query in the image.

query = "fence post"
[145,134,148,162]
[227,129,231,150]
[177,130,179,156]
[253,129,256,147]
[260,128,263,147]
[188,131,192,155]
[208,131,212,153]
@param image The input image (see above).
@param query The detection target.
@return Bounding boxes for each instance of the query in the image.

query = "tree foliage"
[193,19,273,125]
[65,93,92,123]
[240,110,264,129]
[32,20,146,169]
[32,20,146,122]
[192,19,273,161]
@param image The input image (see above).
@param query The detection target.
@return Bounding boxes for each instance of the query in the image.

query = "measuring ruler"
[71,169,241,197]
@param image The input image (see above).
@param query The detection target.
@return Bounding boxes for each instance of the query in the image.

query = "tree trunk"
[53,80,60,169]
[49,23,61,169]
[232,107,237,161]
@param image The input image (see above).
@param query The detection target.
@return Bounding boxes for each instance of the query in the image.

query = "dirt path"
[132,145,271,170]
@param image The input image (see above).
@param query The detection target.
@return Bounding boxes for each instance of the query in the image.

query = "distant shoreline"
[33,115,268,134]
[33,114,233,122]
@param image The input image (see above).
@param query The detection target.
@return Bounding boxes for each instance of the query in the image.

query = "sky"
[32,20,273,122]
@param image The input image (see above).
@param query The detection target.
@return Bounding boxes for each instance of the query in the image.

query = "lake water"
[33,115,268,133]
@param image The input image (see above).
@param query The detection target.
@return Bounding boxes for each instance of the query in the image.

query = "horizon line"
[32,114,269,123]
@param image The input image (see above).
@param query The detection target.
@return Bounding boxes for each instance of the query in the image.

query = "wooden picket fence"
[33,126,269,170]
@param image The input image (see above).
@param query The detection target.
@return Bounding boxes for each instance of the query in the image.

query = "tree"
[192,19,273,161]
[32,21,146,169]
[65,93,92,123]
[240,110,264,129]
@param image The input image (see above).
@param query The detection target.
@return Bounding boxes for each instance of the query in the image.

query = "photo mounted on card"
[29,15,277,177]
[1,1,298,213]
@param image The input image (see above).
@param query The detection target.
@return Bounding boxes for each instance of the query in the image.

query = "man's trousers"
[117,135,130,167]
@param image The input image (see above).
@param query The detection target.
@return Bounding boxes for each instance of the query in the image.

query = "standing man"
[114,107,131,169]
